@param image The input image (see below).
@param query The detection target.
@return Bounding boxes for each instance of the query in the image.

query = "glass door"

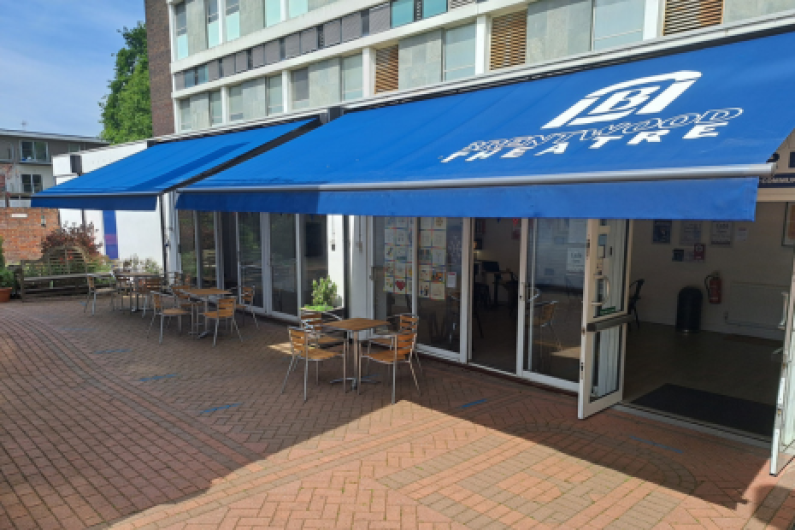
[220,212,238,292]
[177,210,198,286]
[197,211,217,288]
[269,213,298,317]
[238,212,264,308]
[772,260,795,474]
[579,219,633,419]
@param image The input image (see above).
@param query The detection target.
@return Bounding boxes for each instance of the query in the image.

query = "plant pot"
[0,288,11,303]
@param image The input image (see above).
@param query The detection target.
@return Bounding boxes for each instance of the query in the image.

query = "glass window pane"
[342,55,363,101]
[207,0,220,47]
[238,212,264,307]
[423,0,446,19]
[301,216,329,308]
[265,0,282,26]
[22,175,32,193]
[197,65,208,84]
[267,75,283,114]
[270,214,298,315]
[33,175,42,193]
[180,99,192,130]
[21,142,33,161]
[589,327,623,401]
[198,211,217,288]
[226,7,240,41]
[417,217,462,352]
[178,210,197,285]
[210,90,223,125]
[0,142,11,160]
[289,0,308,18]
[444,23,476,81]
[391,0,414,27]
[292,68,309,109]
[177,35,189,59]
[229,85,243,120]
[593,0,645,50]
[184,69,196,88]
[525,219,586,382]
[373,217,414,321]
[34,142,47,162]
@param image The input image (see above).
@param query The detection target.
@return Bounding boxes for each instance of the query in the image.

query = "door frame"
[771,251,795,474]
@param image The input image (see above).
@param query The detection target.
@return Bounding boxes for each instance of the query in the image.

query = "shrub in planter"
[0,268,15,303]
[304,277,338,312]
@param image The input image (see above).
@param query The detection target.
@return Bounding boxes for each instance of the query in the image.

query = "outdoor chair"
[84,275,117,316]
[532,301,562,372]
[139,277,162,318]
[112,271,134,312]
[171,285,202,335]
[281,327,345,402]
[201,297,243,347]
[146,292,191,344]
[359,331,420,404]
[628,279,645,330]
[368,314,423,373]
[236,285,259,328]
[300,309,346,349]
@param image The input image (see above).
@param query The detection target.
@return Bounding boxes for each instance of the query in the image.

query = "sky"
[0,0,146,138]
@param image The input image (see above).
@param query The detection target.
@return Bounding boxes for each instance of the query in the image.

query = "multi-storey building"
[42,0,795,474]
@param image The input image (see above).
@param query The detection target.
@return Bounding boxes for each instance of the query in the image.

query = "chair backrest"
[301,312,324,333]
[392,331,417,359]
[630,279,645,302]
[534,301,558,326]
[288,327,310,356]
[240,286,255,304]
[86,275,96,289]
[216,297,236,317]
[398,314,419,333]
[151,292,165,311]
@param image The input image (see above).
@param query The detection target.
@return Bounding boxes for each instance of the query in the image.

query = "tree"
[99,23,152,144]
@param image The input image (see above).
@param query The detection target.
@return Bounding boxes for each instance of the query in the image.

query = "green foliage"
[0,268,15,289]
[310,277,338,308]
[100,23,152,144]
[0,236,5,269]
[123,255,162,275]
[41,223,103,256]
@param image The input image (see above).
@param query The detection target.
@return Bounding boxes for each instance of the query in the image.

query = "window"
[176,2,189,59]
[67,143,82,153]
[265,0,282,26]
[21,174,42,194]
[267,75,284,114]
[210,91,223,125]
[229,85,244,121]
[0,142,13,161]
[179,99,192,131]
[197,64,209,84]
[342,55,363,101]
[207,0,220,47]
[184,69,196,89]
[226,0,240,41]
[423,0,446,19]
[593,0,645,50]
[289,0,308,19]
[391,0,414,27]
[20,141,48,163]
[444,23,476,81]
[292,68,309,110]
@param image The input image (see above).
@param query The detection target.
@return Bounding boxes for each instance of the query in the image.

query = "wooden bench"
[14,246,110,299]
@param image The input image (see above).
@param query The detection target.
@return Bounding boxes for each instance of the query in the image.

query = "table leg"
[198,298,211,339]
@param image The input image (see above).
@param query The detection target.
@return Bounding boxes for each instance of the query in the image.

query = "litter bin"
[676,287,703,333]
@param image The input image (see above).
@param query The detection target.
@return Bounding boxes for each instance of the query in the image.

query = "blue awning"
[178,31,795,220]
[32,119,315,211]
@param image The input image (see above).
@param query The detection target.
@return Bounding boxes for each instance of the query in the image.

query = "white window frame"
[0,142,13,162]
[20,141,48,163]
[443,22,477,82]
[21,174,43,194]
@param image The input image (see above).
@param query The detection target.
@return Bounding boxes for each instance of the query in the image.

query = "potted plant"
[303,277,339,312]
[0,268,14,303]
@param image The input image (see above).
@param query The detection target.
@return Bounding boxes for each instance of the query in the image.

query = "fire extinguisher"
[704,272,722,304]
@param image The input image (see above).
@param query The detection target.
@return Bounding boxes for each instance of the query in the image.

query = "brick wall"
[0,208,60,264]
[146,0,175,137]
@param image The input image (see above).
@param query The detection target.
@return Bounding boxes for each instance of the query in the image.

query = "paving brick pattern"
[1,299,795,529]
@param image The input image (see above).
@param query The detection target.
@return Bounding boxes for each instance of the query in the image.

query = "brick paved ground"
[1,298,795,529]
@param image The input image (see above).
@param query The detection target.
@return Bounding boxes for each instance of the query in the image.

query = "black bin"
[676,287,703,333]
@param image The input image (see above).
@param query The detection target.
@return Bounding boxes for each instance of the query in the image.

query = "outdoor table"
[181,288,231,338]
[120,272,162,312]
[322,318,389,391]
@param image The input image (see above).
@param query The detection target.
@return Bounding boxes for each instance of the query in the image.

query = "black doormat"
[631,384,775,437]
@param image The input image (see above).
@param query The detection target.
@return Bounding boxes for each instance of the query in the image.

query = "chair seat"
[317,336,344,347]
[363,350,408,364]
[300,346,343,361]
[202,311,233,319]
[162,308,189,316]
[94,288,116,294]
[368,337,394,348]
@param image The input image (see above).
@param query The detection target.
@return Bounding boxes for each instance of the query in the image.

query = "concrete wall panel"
[724,0,795,24]
[308,58,341,107]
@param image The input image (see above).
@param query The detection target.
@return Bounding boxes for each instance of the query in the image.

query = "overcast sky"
[0,1,146,138]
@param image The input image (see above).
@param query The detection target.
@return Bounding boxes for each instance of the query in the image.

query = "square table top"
[323,318,390,332]
[182,288,231,297]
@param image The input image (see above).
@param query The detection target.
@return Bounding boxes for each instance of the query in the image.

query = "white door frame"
[771,251,795,474]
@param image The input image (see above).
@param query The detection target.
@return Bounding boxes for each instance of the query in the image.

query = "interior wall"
[475,218,522,299]
[630,203,793,340]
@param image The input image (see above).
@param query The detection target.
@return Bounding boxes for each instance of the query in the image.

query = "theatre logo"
[442,70,743,163]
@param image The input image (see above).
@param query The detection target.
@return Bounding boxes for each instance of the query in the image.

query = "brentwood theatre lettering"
[441,70,744,163]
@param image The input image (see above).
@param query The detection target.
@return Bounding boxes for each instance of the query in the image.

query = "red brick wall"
[0,208,60,264]
[146,0,175,137]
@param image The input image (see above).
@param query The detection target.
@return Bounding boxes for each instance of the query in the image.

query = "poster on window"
[447,271,457,289]
[419,281,430,298]
[394,278,407,294]
[710,221,733,247]
[385,261,395,277]
[431,268,445,282]
[386,217,396,229]
[430,282,445,300]
[384,230,395,245]
[420,230,432,248]
[568,219,587,244]
[419,248,432,263]
[394,262,406,279]
[652,220,672,244]
[680,221,703,245]
[394,246,408,262]
[395,217,408,228]
[385,245,395,261]
[421,217,433,230]
[432,230,446,249]
[432,248,446,265]
[566,248,585,273]
[419,265,432,281]
[384,276,394,292]
[433,217,447,230]
[394,229,408,247]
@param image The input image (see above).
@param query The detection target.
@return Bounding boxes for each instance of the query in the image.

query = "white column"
[474,15,489,75]
[168,3,178,62]
[281,0,290,21]
[643,0,662,39]
[221,85,231,124]
[282,70,293,113]
[362,47,375,98]
[218,0,227,43]
[173,99,181,133]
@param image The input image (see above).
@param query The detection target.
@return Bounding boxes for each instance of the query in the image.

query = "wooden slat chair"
[281,327,345,402]
[359,331,420,404]
[138,277,162,318]
[236,286,259,328]
[147,292,190,344]
[300,310,346,349]
[84,275,117,315]
[367,314,423,373]
[112,270,134,312]
[171,285,202,335]
[202,297,243,347]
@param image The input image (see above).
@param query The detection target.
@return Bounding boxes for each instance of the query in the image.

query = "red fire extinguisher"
[704,272,722,304]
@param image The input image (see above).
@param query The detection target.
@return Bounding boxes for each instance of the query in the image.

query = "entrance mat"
[631,384,775,437]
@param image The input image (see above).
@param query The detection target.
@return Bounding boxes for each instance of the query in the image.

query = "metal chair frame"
[281,327,345,402]
[84,275,117,316]
[202,297,243,346]
[147,292,190,344]
[360,330,420,404]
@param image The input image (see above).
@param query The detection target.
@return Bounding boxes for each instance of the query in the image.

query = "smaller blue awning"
[32,119,315,211]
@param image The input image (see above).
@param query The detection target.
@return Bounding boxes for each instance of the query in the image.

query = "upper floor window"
[265,0,282,27]
[423,0,447,19]
[229,85,244,121]
[179,99,192,131]
[20,141,48,163]
[391,0,414,28]
[176,2,189,59]
[267,76,284,114]
[0,142,12,161]
[21,174,42,194]
[226,0,241,41]
[292,68,310,110]
[67,143,82,153]
[289,0,309,19]
[342,55,363,101]
[444,23,476,81]
[593,0,645,50]
[210,90,223,125]
[207,0,220,48]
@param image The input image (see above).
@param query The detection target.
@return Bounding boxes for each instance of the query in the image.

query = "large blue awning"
[178,31,795,220]
[32,119,315,211]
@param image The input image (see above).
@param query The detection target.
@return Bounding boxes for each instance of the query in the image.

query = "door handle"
[591,275,611,307]
[779,291,789,330]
